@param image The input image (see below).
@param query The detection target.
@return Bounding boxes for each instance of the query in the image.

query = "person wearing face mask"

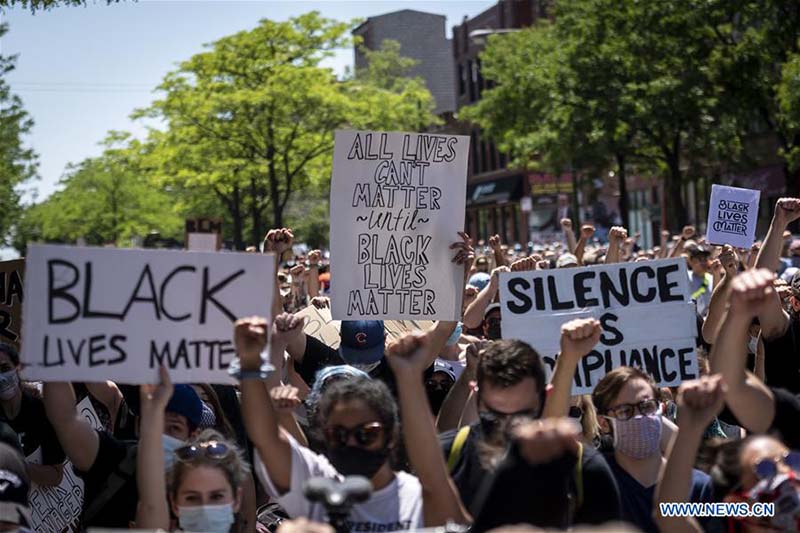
[426,360,457,417]
[0,342,65,488]
[656,375,800,533]
[439,339,620,526]
[236,315,469,530]
[137,368,249,532]
[592,366,713,532]
[42,378,203,529]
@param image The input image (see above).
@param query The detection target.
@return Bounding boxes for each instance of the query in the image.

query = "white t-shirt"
[255,437,424,531]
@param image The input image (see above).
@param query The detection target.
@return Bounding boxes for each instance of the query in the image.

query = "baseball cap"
[469,272,491,291]
[484,302,501,319]
[312,365,370,397]
[556,253,578,268]
[338,320,386,366]
[687,243,712,258]
[166,385,203,433]
[0,442,31,529]
[432,359,457,382]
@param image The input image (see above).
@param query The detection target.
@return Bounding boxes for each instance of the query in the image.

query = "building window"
[471,130,479,175]
[471,61,480,102]
[458,63,466,95]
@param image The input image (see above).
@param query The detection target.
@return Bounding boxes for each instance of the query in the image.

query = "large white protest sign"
[706,184,760,248]
[28,396,102,533]
[21,245,274,384]
[499,258,699,394]
[329,130,469,321]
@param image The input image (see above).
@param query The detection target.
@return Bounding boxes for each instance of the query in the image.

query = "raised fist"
[559,318,601,360]
[580,225,596,239]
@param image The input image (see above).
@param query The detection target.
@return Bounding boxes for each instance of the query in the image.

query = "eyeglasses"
[324,422,385,448]
[568,405,583,420]
[175,441,233,463]
[754,451,800,480]
[605,398,659,421]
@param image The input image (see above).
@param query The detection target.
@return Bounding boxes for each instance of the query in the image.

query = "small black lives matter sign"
[706,184,760,248]
[499,258,699,393]
[20,245,274,384]
[329,130,469,321]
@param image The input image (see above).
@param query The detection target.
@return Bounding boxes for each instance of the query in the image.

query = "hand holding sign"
[140,366,173,413]
[560,318,602,361]
[729,269,776,318]
[676,375,726,431]
[450,232,475,268]
[234,317,269,371]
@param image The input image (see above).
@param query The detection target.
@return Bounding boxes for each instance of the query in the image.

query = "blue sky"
[1,0,494,203]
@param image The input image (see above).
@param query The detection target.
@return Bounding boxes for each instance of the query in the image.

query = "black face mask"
[427,386,451,415]
[327,446,389,479]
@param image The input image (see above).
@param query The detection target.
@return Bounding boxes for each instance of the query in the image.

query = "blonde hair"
[168,429,250,497]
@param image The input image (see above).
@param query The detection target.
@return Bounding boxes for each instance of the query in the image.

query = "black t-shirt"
[296,335,422,395]
[439,423,621,525]
[74,431,138,529]
[1,390,65,465]
[764,319,800,393]
[770,387,800,449]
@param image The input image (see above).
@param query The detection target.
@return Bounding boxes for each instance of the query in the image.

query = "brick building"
[352,10,456,115]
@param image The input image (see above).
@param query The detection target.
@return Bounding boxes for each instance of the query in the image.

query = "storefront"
[465,174,526,243]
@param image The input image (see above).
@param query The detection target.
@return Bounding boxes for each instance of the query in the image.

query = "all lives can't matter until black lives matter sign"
[21,245,274,384]
[329,130,469,321]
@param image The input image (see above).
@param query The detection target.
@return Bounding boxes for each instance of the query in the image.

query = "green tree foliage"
[464,0,751,230]
[136,13,437,250]
[0,23,37,245]
[0,0,123,11]
[15,132,181,252]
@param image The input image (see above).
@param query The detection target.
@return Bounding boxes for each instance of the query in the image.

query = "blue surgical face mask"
[178,503,235,533]
[0,369,19,401]
[162,434,184,472]
[446,323,463,347]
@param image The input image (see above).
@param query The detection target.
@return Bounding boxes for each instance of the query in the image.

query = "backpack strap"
[447,425,471,472]
[573,442,584,509]
[82,443,137,525]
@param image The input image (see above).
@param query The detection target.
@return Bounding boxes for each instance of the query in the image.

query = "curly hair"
[168,429,250,498]
[312,376,399,447]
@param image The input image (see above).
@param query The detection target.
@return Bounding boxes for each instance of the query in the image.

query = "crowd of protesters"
[1,198,800,533]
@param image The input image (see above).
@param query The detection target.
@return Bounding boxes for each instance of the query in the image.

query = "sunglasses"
[324,422,385,448]
[175,441,233,463]
[605,398,659,421]
[754,451,800,480]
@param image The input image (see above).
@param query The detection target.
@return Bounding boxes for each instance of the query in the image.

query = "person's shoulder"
[438,422,479,451]
[395,470,422,491]
[580,444,611,470]
[691,467,711,484]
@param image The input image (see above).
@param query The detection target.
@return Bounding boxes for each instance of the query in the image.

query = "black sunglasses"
[324,422,385,448]
[175,441,233,462]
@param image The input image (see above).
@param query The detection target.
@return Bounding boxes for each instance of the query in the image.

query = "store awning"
[466,175,523,206]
